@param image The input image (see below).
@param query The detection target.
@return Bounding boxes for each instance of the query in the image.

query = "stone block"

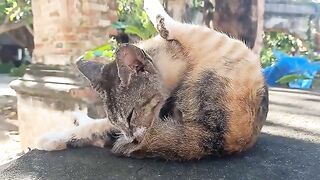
[49,11,60,17]
[10,65,104,150]
[89,3,109,12]
[31,0,117,64]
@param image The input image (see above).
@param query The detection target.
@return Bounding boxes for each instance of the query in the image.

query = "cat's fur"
[36,0,268,160]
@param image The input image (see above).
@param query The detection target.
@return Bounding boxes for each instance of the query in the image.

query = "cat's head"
[76,44,162,140]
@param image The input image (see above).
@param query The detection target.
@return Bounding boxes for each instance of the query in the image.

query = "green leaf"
[276,74,311,84]
[83,51,95,60]
[125,25,149,39]
[1,0,32,25]
[93,44,113,52]
[102,50,115,58]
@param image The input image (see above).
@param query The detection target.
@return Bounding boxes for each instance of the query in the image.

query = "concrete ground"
[0,75,16,96]
[0,87,319,180]
[0,75,22,166]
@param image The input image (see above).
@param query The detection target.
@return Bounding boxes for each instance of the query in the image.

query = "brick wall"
[31,0,117,65]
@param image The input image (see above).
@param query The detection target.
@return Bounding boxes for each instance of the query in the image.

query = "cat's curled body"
[36,0,268,160]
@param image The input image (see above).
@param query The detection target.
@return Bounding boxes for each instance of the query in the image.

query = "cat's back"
[140,27,268,154]
[169,26,267,154]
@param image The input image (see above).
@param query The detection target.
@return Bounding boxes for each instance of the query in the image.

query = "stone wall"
[31,0,117,65]
[264,1,318,40]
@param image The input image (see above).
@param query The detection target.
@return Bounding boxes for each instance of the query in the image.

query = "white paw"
[144,0,172,26]
[72,111,93,126]
[36,132,68,151]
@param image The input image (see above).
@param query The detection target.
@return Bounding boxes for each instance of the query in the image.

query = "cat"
[36,0,269,160]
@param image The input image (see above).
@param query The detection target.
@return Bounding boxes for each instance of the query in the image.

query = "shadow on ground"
[0,133,319,180]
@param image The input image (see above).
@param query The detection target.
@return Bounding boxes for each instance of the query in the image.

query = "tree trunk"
[252,0,265,55]
[213,0,264,53]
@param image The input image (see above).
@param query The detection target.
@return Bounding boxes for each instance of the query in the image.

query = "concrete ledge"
[1,134,319,180]
[9,64,105,150]
[10,64,88,101]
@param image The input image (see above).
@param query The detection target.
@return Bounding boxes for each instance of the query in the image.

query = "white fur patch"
[72,111,94,125]
[36,132,68,151]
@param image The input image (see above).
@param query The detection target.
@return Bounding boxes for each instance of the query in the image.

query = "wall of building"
[31,0,117,65]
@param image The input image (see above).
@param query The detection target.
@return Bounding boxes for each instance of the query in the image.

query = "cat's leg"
[72,111,95,126]
[36,118,117,151]
[144,0,221,52]
[123,120,208,160]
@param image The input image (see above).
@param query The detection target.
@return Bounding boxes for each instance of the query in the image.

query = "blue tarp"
[263,51,320,89]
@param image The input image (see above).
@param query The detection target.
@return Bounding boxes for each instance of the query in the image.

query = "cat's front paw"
[36,132,67,151]
[72,111,93,126]
[144,0,175,40]
[156,15,170,40]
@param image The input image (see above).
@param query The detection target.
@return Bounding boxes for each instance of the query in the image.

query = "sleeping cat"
[36,0,268,160]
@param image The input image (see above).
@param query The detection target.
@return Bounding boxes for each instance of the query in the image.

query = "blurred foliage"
[262,31,317,85]
[0,62,27,76]
[261,2,319,67]
[83,38,118,61]
[0,0,32,25]
[261,32,303,68]
[191,0,204,8]
[0,63,15,74]
[9,63,27,77]
[306,14,317,61]
[84,0,157,61]
[113,0,157,40]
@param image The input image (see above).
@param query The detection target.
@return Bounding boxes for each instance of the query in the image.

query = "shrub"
[0,63,15,74]
[9,64,28,77]
[261,32,302,68]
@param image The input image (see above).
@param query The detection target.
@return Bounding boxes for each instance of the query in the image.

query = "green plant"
[84,0,157,61]
[261,31,302,68]
[0,63,15,74]
[83,38,118,61]
[276,74,311,85]
[9,64,27,77]
[0,0,32,35]
[113,0,157,40]
[0,0,32,21]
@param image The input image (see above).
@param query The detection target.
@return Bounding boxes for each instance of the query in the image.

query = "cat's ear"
[76,57,104,83]
[115,44,156,87]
